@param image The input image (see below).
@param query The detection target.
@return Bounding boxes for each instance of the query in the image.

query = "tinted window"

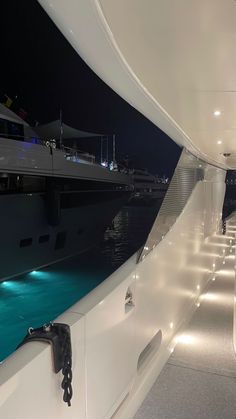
[0,118,8,138]
[20,238,32,247]
[39,234,50,243]
[55,231,66,250]
[7,121,24,140]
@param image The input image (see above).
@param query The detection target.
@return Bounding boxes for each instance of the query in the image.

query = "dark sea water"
[0,202,161,361]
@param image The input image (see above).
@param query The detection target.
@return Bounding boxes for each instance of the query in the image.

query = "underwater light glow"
[1,281,16,288]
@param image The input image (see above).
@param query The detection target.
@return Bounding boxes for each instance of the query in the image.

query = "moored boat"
[0,103,131,280]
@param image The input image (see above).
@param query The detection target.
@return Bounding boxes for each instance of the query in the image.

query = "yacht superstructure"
[1,1,236,418]
[0,103,131,279]
[129,169,168,205]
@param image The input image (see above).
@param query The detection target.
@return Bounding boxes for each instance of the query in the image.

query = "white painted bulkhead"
[0,162,227,418]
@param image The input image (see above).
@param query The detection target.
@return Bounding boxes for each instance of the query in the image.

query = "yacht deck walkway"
[135,235,236,419]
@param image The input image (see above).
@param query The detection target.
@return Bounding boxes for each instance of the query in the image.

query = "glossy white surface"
[0,168,226,418]
[135,239,236,419]
[140,149,225,259]
[227,214,236,357]
[38,0,236,168]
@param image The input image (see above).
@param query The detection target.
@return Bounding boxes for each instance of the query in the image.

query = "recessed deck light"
[177,334,196,344]
[217,140,222,145]
[214,110,221,117]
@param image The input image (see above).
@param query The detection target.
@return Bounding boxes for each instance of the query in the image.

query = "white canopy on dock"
[34,120,102,140]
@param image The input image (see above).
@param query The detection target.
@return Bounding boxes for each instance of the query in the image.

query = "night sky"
[1,1,181,175]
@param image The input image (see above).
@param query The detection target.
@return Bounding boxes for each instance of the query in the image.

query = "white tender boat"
[1,1,236,418]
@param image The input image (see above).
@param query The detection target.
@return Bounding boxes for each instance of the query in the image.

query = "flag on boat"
[3,94,13,108]
[17,108,28,120]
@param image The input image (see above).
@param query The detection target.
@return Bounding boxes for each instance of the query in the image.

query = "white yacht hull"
[0,135,131,280]
[0,151,232,419]
[0,191,129,280]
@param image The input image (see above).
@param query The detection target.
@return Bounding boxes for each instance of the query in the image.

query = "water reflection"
[0,203,161,360]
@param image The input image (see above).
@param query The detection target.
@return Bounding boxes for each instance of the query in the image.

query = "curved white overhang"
[38,0,236,169]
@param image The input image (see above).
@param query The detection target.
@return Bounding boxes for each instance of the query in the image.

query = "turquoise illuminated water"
[0,204,160,361]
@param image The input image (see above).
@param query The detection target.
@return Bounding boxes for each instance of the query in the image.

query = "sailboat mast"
[59,108,63,148]
[112,134,116,162]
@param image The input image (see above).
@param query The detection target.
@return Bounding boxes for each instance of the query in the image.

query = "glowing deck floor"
[135,239,236,419]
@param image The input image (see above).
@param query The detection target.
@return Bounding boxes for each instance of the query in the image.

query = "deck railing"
[0,133,96,165]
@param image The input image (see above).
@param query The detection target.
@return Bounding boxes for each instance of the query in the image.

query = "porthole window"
[20,238,32,247]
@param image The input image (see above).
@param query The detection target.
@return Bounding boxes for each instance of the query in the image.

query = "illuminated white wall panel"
[0,161,226,418]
